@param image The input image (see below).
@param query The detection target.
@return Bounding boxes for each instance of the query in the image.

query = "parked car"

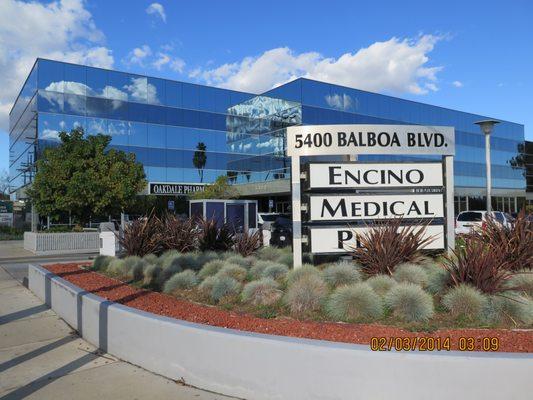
[258,213,290,231]
[270,216,292,247]
[455,210,512,235]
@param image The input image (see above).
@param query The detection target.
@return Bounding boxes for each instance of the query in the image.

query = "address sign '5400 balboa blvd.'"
[286,124,456,268]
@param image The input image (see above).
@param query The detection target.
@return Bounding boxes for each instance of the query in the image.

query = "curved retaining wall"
[29,264,533,400]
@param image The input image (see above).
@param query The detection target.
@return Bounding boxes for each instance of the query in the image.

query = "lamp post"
[474,119,500,212]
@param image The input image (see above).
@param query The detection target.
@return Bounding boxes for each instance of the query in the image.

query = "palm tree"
[193,142,207,183]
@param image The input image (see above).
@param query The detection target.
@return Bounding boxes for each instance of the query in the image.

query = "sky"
[1,0,532,174]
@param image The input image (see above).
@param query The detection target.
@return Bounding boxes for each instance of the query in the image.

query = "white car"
[455,210,513,235]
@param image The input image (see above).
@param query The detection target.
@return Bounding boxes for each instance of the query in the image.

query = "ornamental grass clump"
[198,259,225,280]
[143,263,162,286]
[163,270,199,293]
[209,275,242,303]
[123,256,147,281]
[471,210,533,271]
[443,239,514,295]
[425,263,451,295]
[250,260,275,280]
[322,261,362,288]
[197,218,235,252]
[366,274,397,297]
[159,213,198,253]
[241,278,282,306]
[225,254,254,269]
[441,284,487,322]
[234,230,262,257]
[119,213,163,256]
[392,263,429,288]
[284,274,328,317]
[483,293,533,326]
[276,252,293,267]
[261,263,289,281]
[257,246,285,261]
[106,258,128,279]
[216,263,248,282]
[142,254,159,265]
[91,255,113,271]
[350,218,436,275]
[325,282,383,322]
[506,271,533,297]
[385,283,434,323]
[286,264,320,286]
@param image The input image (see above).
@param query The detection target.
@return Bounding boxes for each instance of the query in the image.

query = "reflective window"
[38,60,64,91]
[64,63,87,95]
[129,122,147,147]
[107,71,130,101]
[164,80,181,107]
[147,77,164,105]
[86,67,107,98]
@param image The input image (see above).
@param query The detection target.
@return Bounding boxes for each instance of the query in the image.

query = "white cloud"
[0,0,114,131]
[452,80,463,88]
[192,35,443,95]
[152,52,185,72]
[146,3,166,23]
[126,45,152,66]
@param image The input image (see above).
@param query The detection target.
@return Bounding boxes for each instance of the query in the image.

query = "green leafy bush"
[216,263,248,282]
[366,274,397,296]
[163,270,199,293]
[286,264,320,286]
[385,283,434,322]
[241,278,282,306]
[198,259,225,280]
[284,274,327,317]
[392,263,429,287]
[325,282,383,321]
[91,255,113,271]
[322,261,361,288]
[261,263,289,281]
[442,284,487,321]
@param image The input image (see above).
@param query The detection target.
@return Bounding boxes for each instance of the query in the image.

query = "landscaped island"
[46,212,532,352]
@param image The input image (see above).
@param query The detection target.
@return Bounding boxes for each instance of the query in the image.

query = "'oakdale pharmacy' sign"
[287,124,456,266]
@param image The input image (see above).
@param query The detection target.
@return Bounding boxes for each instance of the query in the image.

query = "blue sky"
[1,0,532,173]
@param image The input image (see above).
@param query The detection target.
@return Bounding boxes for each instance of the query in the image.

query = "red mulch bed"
[44,263,533,353]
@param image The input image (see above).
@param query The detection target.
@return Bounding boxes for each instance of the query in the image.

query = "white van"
[455,210,513,235]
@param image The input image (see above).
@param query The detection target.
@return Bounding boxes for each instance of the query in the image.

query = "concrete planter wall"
[24,232,99,255]
[29,264,533,400]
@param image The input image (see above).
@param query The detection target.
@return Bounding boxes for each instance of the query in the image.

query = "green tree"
[27,128,146,224]
[190,175,238,200]
[193,142,207,183]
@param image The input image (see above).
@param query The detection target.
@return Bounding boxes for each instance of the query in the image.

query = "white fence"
[24,232,100,255]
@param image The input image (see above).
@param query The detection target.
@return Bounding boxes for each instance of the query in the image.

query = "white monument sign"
[287,124,455,268]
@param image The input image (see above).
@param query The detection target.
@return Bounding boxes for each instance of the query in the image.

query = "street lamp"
[474,119,500,212]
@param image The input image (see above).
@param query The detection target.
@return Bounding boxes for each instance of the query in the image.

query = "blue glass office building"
[9,59,526,214]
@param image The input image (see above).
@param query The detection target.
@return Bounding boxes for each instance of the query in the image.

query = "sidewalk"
[0,240,96,263]
[0,266,236,400]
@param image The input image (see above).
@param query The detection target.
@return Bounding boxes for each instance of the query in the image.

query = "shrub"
[143,264,163,286]
[196,251,219,267]
[322,261,362,288]
[198,275,217,296]
[261,263,289,281]
[284,274,327,317]
[199,259,226,280]
[442,284,487,321]
[216,263,248,282]
[325,283,383,321]
[234,230,262,257]
[276,252,293,267]
[425,263,451,295]
[350,219,437,275]
[250,260,275,279]
[471,210,533,271]
[163,270,199,293]
[142,254,159,265]
[91,255,113,271]
[257,246,285,261]
[366,275,397,296]
[209,275,242,302]
[156,262,183,289]
[385,283,434,322]
[107,259,128,279]
[506,271,533,297]
[225,254,254,269]
[159,214,198,253]
[197,218,235,252]
[286,264,320,286]
[241,278,282,306]
[483,293,533,325]
[119,213,163,256]
[123,256,147,281]
[177,251,204,271]
[392,263,429,287]
[443,239,514,294]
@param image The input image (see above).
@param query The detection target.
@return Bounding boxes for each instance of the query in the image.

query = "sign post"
[287,124,456,268]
